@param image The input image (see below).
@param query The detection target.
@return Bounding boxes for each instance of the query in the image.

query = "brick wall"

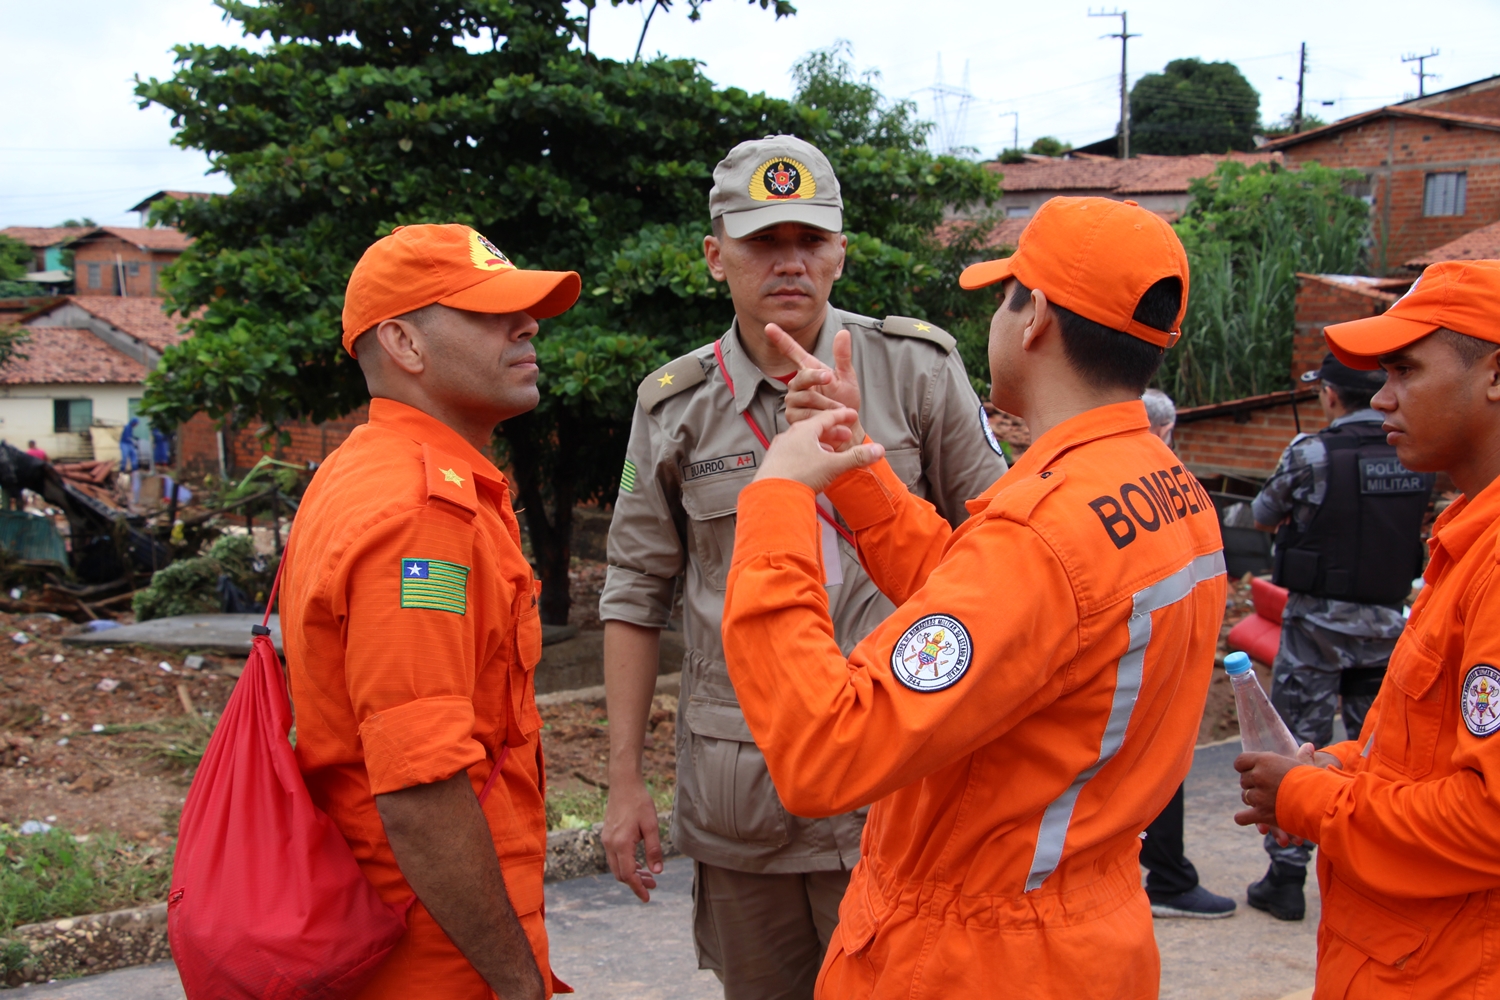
[72,238,180,298]
[1172,273,1401,479]
[1420,84,1500,119]
[1282,118,1500,271]
[176,407,370,474]
[1175,400,1328,479]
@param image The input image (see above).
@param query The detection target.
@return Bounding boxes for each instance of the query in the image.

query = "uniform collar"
[366,397,508,489]
[1428,473,1500,571]
[965,401,1151,514]
[1329,408,1383,428]
[720,306,840,414]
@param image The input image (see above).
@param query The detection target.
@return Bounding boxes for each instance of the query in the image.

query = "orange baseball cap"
[1324,260,1500,370]
[341,224,581,356]
[958,196,1190,348]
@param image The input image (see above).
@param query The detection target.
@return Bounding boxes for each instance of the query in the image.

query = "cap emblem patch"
[467,229,515,272]
[1463,664,1500,737]
[891,614,972,693]
[751,157,816,202]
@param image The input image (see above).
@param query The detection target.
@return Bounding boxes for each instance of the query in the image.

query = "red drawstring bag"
[168,562,505,998]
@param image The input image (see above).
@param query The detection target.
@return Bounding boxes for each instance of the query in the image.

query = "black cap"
[1300,352,1387,391]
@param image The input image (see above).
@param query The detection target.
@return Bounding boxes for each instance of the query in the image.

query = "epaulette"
[421,443,477,519]
[878,315,956,353]
[638,353,709,412]
[987,469,1067,526]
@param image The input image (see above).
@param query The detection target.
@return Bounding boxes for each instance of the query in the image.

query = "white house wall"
[0,383,142,461]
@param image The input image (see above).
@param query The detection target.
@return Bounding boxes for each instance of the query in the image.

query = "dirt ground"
[0,561,1257,841]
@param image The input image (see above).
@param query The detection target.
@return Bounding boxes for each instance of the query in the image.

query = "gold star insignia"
[441,467,465,488]
[914,322,931,332]
[657,372,675,387]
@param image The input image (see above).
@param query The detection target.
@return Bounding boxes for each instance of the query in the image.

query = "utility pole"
[1090,9,1141,159]
[1402,49,1440,97]
[999,111,1019,155]
[1293,42,1307,133]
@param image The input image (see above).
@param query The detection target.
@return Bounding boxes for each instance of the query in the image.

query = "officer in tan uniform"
[598,135,1006,1000]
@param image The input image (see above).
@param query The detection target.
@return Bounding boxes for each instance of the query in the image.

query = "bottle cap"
[1224,651,1252,676]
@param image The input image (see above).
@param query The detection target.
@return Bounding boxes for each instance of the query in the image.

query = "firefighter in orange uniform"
[281,224,579,999]
[1237,259,1500,999]
[719,197,1227,998]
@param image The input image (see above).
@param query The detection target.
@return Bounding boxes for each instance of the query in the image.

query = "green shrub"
[0,826,172,934]
[1160,161,1370,407]
[132,532,262,621]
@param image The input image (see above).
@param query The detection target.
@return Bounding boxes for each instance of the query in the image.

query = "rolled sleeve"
[332,506,486,794]
[360,695,486,794]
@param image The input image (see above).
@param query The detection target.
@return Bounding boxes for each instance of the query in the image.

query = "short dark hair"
[1006,277,1179,393]
[1437,327,1498,368]
[1327,383,1376,411]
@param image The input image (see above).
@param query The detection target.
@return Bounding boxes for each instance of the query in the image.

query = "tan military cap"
[709,135,843,239]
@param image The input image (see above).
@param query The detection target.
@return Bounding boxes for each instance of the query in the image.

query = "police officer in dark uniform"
[1247,353,1434,920]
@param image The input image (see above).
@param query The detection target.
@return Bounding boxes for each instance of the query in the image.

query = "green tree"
[1260,111,1328,139]
[1130,58,1259,155]
[1157,161,1370,407]
[0,234,40,300]
[136,4,996,623]
[1028,136,1071,157]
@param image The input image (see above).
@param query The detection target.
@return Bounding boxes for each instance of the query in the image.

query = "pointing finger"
[766,323,828,372]
[833,329,854,379]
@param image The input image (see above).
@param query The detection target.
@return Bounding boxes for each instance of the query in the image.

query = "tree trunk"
[503,413,576,626]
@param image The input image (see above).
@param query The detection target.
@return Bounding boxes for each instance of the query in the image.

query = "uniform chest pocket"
[884,447,922,489]
[1374,638,1447,779]
[680,473,752,591]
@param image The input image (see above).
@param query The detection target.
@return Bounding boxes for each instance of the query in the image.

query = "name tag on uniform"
[1359,457,1429,495]
[682,452,757,482]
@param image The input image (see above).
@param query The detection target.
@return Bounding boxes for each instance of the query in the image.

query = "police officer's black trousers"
[1141,783,1198,901]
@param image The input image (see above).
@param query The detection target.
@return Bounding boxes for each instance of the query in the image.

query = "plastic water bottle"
[1224,652,1301,758]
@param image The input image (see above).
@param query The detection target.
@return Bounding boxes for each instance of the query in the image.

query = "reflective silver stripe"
[1024,550,1226,892]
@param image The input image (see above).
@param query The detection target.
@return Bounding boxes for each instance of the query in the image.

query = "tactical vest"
[1273,420,1434,605]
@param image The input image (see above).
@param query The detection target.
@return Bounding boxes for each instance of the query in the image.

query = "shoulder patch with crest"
[891,614,973,692]
[1463,664,1500,737]
[638,354,708,412]
[879,316,956,353]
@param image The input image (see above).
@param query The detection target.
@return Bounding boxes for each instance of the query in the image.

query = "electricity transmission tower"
[1402,50,1440,97]
[1090,9,1140,159]
[927,55,975,156]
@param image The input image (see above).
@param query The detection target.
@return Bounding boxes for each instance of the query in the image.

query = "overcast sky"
[2,0,1496,228]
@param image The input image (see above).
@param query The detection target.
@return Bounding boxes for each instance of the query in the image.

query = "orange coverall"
[1276,475,1500,998]
[722,401,1227,998]
[283,399,561,999]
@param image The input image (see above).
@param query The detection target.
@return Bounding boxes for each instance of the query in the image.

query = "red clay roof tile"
[0,328,146,385]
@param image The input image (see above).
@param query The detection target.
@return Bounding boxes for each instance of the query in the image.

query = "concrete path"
[61,615,281,655]
[8,742,1319,999]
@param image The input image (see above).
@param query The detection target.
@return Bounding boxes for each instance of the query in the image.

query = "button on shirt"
[282,398,554,1000]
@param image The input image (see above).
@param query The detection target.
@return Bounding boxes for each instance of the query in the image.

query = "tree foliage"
[1028,136,1071,157]
[135,3,997,622]
[0,236,32,282]
[1130,58,1260,155]
[1157,161,1371,407]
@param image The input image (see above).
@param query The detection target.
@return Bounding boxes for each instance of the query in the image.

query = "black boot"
[1247,861,1306,921]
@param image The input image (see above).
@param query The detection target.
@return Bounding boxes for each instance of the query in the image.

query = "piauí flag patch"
[401,558,469,614]
[620,460,638,493]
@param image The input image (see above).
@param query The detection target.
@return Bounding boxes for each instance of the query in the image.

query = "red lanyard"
[713,339,857,547]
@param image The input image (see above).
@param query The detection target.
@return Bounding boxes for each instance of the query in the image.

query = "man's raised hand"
[754,407,884,492]
[766,324,864,448]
